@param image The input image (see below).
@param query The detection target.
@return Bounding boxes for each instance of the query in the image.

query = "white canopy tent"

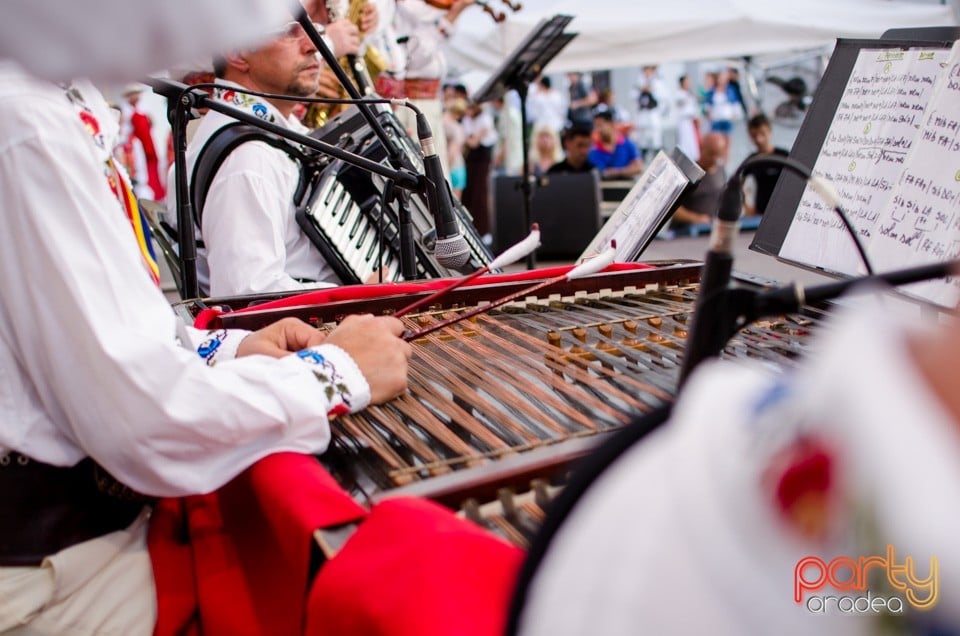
[446,0,957,74]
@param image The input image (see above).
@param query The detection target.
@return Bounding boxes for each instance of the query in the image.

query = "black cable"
[679,152,875,385]
[175,82,423,116]
[735,153,874,275]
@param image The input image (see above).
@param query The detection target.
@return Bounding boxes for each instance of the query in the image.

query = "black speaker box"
[493,172,601,260]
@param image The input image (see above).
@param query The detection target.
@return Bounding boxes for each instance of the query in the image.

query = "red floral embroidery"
[327,403,350,418]
[78,110,100,137]
[765,435,835,540]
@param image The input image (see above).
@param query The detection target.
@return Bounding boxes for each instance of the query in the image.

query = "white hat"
[167,59,216,84]
[122,83,145,96]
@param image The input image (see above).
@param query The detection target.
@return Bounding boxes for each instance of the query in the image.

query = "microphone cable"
[734,153,874,274]
[679,154,873,385]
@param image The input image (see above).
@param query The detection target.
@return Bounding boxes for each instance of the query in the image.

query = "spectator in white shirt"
[527,76,566,135]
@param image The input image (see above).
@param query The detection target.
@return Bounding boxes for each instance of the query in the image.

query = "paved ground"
[639,231,834,287]
[509,229,834,289]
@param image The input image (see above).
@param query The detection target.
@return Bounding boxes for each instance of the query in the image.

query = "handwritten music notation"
[870,47,960,306]
[779,42,960,306]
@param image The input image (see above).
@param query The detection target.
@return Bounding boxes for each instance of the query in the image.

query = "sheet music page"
[779,46,950,275]
[868,42,960,306]
[579,151,691,262]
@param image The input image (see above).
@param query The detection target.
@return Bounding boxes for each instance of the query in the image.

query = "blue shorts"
[711,120,733,134]
[450,166,467,190]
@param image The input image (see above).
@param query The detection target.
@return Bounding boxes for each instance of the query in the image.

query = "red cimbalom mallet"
[402,240,618,342]
[393,224,542,318]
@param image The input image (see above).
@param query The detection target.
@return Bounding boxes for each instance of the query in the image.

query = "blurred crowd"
[435,63,776,241]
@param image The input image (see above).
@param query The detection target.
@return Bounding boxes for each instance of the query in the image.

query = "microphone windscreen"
[435,236,472,270]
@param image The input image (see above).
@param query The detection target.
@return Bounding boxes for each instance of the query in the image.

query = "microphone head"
[434,235,472,270]
[717,174,745,222]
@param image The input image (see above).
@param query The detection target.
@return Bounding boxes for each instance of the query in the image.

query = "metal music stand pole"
[516,82,535,270]
[472,15,578,270]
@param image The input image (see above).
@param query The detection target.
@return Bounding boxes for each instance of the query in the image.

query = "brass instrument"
[304,0,388,129]
[353,0,389,81]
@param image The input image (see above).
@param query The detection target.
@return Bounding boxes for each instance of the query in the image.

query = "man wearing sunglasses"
[167,16,363,296]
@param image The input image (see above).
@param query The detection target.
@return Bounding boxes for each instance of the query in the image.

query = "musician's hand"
[238,317,327,359]
[317,66,342,99]
[360,2,379,33]
[325,314,411,404]
[327,19,361,56]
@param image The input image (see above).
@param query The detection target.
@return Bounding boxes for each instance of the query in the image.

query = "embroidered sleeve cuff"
[294,344,371,418]
[193,328,251,365]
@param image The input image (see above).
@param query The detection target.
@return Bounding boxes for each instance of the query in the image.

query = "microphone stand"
[678,152,877,388]
[169,89,199,299]
[677,173,743,387]
[683,259,959,385]
[149,78,424,297]
[297,15,421,280]
[516,83,537,270]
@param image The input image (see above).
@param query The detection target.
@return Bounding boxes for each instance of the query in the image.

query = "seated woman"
[528,124,563,177]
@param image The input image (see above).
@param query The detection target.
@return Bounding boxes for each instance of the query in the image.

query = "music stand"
[472,15,577,269]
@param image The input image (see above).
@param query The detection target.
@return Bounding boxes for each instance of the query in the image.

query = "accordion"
[297,105,493,284]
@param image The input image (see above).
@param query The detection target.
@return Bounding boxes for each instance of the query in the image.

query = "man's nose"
[300,34,318,55]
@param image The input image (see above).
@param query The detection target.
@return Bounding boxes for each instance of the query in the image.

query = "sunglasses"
[269,21,325,41]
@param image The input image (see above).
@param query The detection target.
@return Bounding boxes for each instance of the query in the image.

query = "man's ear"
[223,51,250,75]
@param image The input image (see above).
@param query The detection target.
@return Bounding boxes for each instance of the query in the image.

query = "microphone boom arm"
[296,14,408,170]
[707,260,960,365]
[148,79,421,190]
[147,77,424,296]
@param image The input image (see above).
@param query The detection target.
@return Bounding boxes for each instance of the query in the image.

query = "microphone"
[677,170,744,387]
[677,153,874,388]
[415,111,472,270]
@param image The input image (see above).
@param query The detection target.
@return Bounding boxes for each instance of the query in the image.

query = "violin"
[422,0,521,24]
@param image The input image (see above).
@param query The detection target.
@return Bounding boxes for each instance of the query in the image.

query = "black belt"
[0,454,149,566]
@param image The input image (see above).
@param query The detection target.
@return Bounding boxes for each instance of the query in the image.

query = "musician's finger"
[326,19,361,56]
[282,317,328,350]
[325,314,411,403]
[237,317,322,358]
[375,315,408,338]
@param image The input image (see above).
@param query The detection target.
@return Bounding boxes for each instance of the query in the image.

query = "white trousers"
[0,509,156,635]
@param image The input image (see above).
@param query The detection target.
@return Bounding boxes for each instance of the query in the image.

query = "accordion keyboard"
[308,170,404,282]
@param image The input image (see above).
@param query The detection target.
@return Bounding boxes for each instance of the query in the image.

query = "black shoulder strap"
[190,122,313,229]
[505,402,674,635]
